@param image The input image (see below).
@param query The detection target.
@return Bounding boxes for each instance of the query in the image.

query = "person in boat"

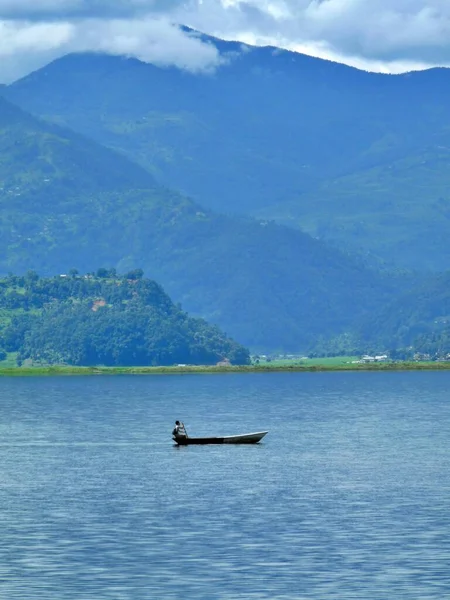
[173,420,187,438]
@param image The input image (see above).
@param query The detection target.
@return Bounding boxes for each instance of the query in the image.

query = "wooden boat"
[173,431,268,446]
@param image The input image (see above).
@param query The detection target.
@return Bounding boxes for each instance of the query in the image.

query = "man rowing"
[173,420,188,439]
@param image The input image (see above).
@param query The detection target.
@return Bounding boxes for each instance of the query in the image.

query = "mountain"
[0,95,393,351]
[0,271,250,366]
[6,38,450,270]
[4,48,397,211]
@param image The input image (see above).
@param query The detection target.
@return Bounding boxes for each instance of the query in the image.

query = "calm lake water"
[1,371,450,599]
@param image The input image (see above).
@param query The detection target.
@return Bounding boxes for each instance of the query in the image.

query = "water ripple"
[0,372,449,598]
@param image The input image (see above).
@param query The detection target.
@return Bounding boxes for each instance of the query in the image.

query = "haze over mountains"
[2,30,450,355]
[0,94,392,351]
[5,34,450,271]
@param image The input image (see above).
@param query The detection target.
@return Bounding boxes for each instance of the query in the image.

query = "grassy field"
[1,359,450,376]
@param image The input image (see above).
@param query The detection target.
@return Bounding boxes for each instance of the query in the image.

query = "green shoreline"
[2,362,450,376]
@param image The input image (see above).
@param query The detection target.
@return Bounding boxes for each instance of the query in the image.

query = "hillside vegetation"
[0,95,397,351]
[6,41,450,269]
[0,271,250,367]
[301,270,450,359]
[356,272,450,357]
[259,145,450,271]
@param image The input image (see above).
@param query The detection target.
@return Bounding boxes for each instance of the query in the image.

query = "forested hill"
[0,271,250,367]
[355,272,450,358]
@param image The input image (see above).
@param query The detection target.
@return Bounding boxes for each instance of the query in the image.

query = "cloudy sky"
[0,0,448,82]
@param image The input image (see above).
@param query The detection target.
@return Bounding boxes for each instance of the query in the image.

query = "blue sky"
[0,0,448,82]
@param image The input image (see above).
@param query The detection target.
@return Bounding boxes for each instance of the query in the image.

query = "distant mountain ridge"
[0,94,393,351]
[6,37,450,270]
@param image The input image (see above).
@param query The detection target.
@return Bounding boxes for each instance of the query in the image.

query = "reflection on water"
[1,372,450,598]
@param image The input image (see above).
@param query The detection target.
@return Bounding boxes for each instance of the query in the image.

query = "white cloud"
[0,17,223,82]
[74,18,223,71]
[172,0,450,69]
[1,1,450,82]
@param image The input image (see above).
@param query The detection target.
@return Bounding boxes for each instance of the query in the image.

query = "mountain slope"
[0,95,395,351]
[6,41,450,270]
[259,145,450,271]
[356,272,450,355]
[0,95,156,191]
[5,48,405,211]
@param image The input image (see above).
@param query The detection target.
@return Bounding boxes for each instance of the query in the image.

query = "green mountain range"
[0,95,393,351]
[4,33,450,357]
[5,39,450,270]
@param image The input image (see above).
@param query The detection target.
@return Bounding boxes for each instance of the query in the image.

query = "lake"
[1,371,450,599]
